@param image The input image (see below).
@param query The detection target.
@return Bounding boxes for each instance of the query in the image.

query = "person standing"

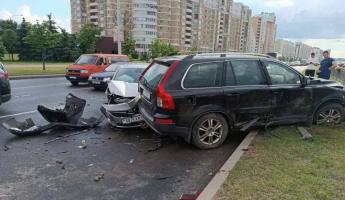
[318,50,337,80]
[305,52,319,77]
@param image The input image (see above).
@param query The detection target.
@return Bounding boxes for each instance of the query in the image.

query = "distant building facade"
[274,39,295,59]
[295,42,313,61]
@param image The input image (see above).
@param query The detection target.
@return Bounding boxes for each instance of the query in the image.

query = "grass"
[3,62,69,76]
[215,126,345,200]
[1,53,19,61]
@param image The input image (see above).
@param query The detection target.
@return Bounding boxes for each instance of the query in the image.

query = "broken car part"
[101,96,145,128]
[1,93,104,136]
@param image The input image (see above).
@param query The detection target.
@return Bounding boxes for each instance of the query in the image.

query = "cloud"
[265,0,294,7]
[0,5,70,32]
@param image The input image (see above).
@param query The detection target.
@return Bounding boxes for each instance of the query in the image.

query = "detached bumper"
[139,106,191,142]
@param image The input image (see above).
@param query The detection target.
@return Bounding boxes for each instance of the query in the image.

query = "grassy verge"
[3,62,69,76]
[215,126,345,200]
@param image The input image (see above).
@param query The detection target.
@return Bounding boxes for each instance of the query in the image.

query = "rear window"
[113,68,145,83]
[183,62,223,88]
[109,57,129,63]
[142,62,169,89]
[75,55,97,65]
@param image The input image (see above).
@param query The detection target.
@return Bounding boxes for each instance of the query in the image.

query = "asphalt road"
[0,77,245,200]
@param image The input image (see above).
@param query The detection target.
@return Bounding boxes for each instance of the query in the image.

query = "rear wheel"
[71,81,79,86]
[315,103,345,125]
[191,114,228,149]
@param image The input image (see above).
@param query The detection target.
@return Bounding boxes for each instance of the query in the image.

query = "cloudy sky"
[0,0,344,57]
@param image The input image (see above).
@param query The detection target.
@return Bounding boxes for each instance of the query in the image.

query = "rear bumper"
[139,106,191,142]
[0,93,11,104]
[88,80,108,89]
[65,75,89,82]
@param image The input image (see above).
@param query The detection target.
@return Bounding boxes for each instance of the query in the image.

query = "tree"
[122,37,136,58]
[0,20,17,34]
[24,21,59,70]
[2,29,17,61]
[0,38,6,60]
[17,18,34,61]
[77,24,102,53]
[54,28,80,62]
[149,39,180,59]
[46,13,58,33]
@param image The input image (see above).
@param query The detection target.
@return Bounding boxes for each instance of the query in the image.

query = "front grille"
[68,69,80,73]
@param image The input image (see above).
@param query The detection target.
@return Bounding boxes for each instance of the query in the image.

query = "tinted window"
[184,62,223,88]
[225,62,236,86]
[142,62,169,89]
[114,68,145,83]
[75,55,97,64]
[231,60,266,85]
[110,57,129,63]
[264,61,301,85]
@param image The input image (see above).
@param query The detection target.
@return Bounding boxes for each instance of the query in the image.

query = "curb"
[197,130,258,200]
[9,74,65,80]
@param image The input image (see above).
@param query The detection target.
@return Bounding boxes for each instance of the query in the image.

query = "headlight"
[88,76,93,80]
[65,68,68,73]
[103,77,111,82]
[80,70,88,74]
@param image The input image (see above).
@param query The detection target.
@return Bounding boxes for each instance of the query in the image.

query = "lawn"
[3,62,70,76]
[215,126,345,200]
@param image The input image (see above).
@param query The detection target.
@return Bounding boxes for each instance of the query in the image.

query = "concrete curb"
[197,130,258,200]
[9,74,65,80]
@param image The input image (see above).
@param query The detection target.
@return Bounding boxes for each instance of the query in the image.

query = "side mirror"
[97,58,104,66]
[301,76,310,87]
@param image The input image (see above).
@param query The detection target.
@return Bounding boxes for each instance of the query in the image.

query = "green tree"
[46,13,58,33]
[149,39,180,59]
[0,38,7,60]
[24,21,59,70]
[17,18,34,61]
[77,24,102,53]
[122,37,136,58]
[0,19,17,34]
[54,28,80,62]
[2,29,17,61]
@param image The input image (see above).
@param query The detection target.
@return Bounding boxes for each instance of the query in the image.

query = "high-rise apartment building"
[274,39,296,59]
[229,2,251,52]
[295,42,313,61]
[71,0,235,53]
[250,12,277,54]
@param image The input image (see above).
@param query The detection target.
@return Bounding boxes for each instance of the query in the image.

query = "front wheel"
[315,103,345,125]
[191,114,229,149]
[71,81,79,86]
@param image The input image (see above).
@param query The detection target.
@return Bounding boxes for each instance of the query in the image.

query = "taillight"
[156,60,181,109]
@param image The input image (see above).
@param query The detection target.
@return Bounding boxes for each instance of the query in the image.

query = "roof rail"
[189,52,272,59]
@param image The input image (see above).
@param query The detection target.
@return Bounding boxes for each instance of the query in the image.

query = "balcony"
[90,9,98,13]
[90,15,98,19]
[89,2,98,7]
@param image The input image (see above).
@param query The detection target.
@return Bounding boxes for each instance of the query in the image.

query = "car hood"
[68,64,94,70]
[108,81,139,98]
[91,72,115,78]
[310,78,344,89]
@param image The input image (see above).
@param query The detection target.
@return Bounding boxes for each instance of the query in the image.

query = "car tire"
[71,81,79,86]
[314,103,345,125]
[191,113,229,150]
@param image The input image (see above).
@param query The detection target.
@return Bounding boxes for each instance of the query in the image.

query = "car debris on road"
[1,93,104,136]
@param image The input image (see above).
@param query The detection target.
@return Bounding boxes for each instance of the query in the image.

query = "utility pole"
[116,0,122,54]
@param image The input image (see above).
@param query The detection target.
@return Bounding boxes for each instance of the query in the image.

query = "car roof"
[116,62,149,69]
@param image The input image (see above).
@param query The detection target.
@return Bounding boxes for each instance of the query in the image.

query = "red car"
[65,54,129,86]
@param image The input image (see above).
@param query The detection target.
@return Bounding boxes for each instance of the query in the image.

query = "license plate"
[122,115,143,124]
[142,89,151,100]
[69,76,77,79]
[92,80,101,84]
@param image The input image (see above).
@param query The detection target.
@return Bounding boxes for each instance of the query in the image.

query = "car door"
[223,59,271,125]
[262,60,313,121]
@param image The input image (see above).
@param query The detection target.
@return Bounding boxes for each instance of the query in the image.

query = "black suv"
[138,53,345,149]
[0,62,11,105]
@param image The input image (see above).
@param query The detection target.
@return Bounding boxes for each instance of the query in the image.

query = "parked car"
[138,53,345,149]
[88,62,126,90]
[65,54,129,86]
[0,62,11,105]
[106,62,148,104]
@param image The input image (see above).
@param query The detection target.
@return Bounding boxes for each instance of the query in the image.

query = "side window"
[225,62,236,86]
[264,61,301,85]
[183,62,223,88]
[231,60,266,86]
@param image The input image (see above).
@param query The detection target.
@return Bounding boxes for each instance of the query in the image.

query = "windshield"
[75,55,98,65]
[105,63,121,72]
[113,68,145,83]
[109,57,129,63]
[141,62,169,89]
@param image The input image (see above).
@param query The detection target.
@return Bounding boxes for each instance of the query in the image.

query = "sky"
[0,0,344,57]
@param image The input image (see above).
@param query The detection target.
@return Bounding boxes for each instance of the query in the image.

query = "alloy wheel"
[317,108,342,124]
[198,118,224,145]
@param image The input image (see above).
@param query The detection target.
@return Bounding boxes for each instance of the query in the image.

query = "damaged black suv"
[138,53,345,149]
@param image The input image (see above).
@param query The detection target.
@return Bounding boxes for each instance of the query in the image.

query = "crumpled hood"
[108,81,139,98]
[310,78,344,89]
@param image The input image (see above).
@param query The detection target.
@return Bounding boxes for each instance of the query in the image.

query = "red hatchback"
[65,54,129,86]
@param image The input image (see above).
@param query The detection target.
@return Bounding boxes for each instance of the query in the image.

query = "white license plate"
[122,115,143,124]
[142,89,151,100]
[69,76,77,79]
[92,80,101,84]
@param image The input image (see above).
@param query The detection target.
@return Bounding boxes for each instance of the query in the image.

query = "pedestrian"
[305,53,319,77]
[318,50,337,80]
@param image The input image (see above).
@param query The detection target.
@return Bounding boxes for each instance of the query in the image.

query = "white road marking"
[0,110,38,119]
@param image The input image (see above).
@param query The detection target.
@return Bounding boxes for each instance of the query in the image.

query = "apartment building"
[295,42,313,61]
[250,12,277,54]
[274,39,295,59]
[229,2,251,52]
